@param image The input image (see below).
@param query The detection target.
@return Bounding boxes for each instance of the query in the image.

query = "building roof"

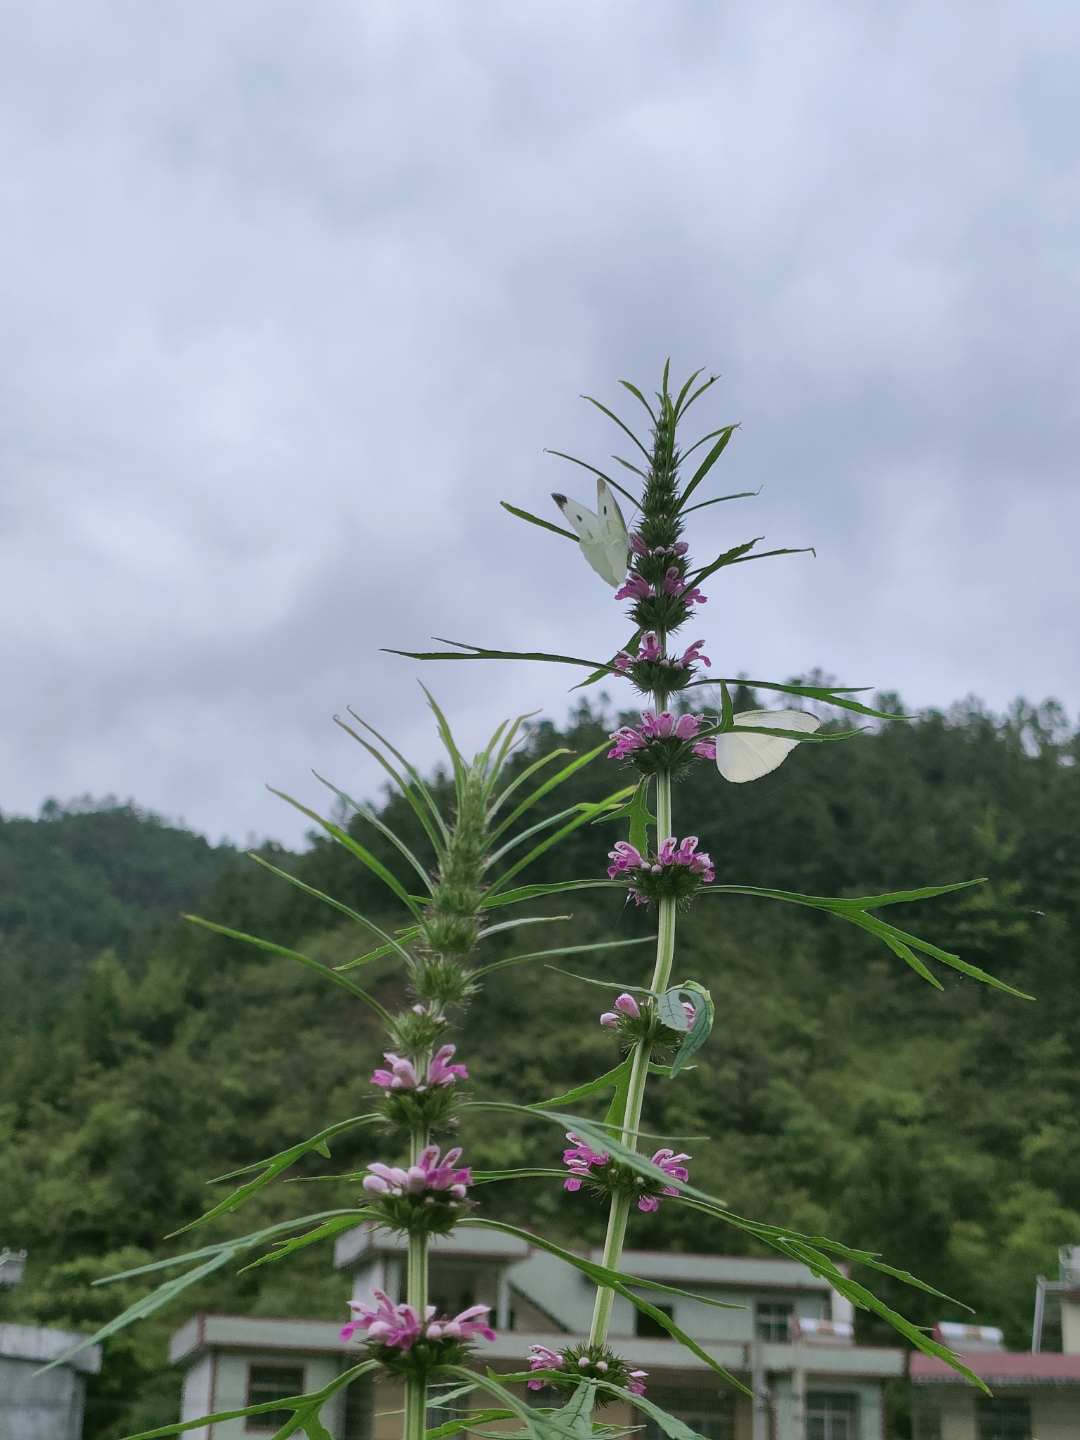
[911,1352,1080,1386]
[0,1322,101,1374]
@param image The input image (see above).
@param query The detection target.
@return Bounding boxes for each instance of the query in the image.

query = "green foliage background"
[2,693,1079,1440]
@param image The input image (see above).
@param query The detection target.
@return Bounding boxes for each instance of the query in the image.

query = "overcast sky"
[2,0,1078,847]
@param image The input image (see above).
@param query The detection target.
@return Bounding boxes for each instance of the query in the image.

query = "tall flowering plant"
[58,368,1028,1440]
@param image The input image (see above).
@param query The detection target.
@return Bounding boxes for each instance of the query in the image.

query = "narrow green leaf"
[534,1058,631,1110]
[678,426,738,508]
[544,449,640,507]
[500,501,579,542]
[173,1114,383,1234]
[682,490,759,515]
[384,639,613,672]
[471,936,654,980]
[602,1385,708,1440]
[239,1212,368,1271]
[481,879,619,909]
[428,1411,515,1440]
[245,853,414,963]
[487,747,575,820]
[485,789,636,895]
[702,883,1031,998]
[114,1361,380,1440]
[580,397,653,460]
[267,789,424,920]
[338,710,449,849]
[689,677,907,721]
[182,916,393,1021]
[490,742,609,840]
[314,774,435,891]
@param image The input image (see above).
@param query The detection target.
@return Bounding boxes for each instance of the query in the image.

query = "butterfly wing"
[596,479,630,587]
[714,710,821,784]
[552,490,622,588]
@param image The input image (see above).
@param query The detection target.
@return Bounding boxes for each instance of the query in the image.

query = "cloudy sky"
[2,0,1078,846]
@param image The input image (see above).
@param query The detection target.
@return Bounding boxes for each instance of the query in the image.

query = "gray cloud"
[1,0,1077,844]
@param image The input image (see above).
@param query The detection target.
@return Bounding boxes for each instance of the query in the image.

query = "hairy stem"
[588,743,676,1347]
[404,1124,429,1440]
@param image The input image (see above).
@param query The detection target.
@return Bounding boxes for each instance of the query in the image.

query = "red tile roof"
[911,1352,1080,1384]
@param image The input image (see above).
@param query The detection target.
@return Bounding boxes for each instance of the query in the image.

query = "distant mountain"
[0,799,235,1009]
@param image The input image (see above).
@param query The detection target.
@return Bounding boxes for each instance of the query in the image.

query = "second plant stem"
[404,1123,429,1440]
[588,754,676,1348]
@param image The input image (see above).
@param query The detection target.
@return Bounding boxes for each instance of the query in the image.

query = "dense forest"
[1,692,1079,1440]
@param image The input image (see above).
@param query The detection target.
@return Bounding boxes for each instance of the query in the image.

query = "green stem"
[588,752,676,1347]
[404,1126,429,1440]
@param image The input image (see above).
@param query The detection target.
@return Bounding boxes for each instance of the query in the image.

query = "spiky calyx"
[378,1085,460,1136]
[408,955,477,1006]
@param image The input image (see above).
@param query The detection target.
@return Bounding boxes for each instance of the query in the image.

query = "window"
[343,1375,375,1440]
[806,1391,858,1440]
[757,1303,793,1343]
[977,1398,1031,1440]
[911,1395,942,1440]
[636,1304,674,1338]
[640,1392,733,1440]
[246,1366,305,1432]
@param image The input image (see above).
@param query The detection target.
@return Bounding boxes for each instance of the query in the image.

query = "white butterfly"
[552,479,630,588]
[714,709,821,783]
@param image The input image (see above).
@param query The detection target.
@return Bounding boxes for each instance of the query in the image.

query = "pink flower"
[678,639,711,669]
[424,1304,495,1342]
[527,1345,566,1389]
[599,1010,620,1029]
[428,1045,469,1086]
[660,567,706,605]
[362,1144,473,1200]
[370,1044,467,1091]
[613,633,711,676]
[628,1371,648,1396]
[636,1147,692,1210]
[342,1294,494,1351]
[614,574,652,602]
[615,992,641,1018]
[631,535,688,558]
[607,841,645,879]
[341,1291,423,1349]
[654,835,714,883]
[607,710,705,760]
[563,1132,609,1190]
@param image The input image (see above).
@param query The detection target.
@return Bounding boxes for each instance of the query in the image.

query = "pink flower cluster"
[638,1149,692,1212]
[599,992,696,1029]
[614,569,706,606]
[362,1145,472,1200]
[370,1045,468,1091]
[526,1345,647,1396]
[561,1131,690,1213]
[607,710,717,762]
[613,633,710,674]
[631,535,688,559]
[341,1290,494,1350]
[607,836,715,903]
[562,1132,610,1191]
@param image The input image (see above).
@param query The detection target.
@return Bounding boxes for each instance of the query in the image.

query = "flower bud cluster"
[607,710,715,778]
[599,991,695,1048]
[613,634,710,696]
[561,1132,691,1213]
[607,837,714,905]
[362,1145,474,1235]
[527,1342,648,1399]
[342,1290,494,1378]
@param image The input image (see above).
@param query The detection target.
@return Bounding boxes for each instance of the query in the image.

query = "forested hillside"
[1,695,1079,1440]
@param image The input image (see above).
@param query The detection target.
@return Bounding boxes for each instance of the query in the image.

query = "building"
[911,1248,1080,1440]
[0,1323,102,1440]
[171,1224,904,1440]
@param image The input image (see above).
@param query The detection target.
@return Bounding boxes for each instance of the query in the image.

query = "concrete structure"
[171,1225,904,1440]
[912,1321,1080,1440]
[0,1324,102,1440]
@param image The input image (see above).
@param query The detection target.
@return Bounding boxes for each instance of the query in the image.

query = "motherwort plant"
[58,368,1029,1440]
